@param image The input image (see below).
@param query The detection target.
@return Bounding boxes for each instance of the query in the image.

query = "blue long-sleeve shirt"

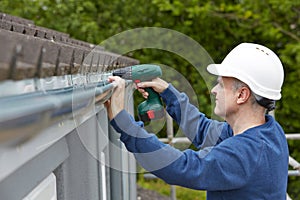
[110,84,289,200]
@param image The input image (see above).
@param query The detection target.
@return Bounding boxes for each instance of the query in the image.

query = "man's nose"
[211,85,217,96]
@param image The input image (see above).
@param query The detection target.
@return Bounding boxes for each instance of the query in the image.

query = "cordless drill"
[113,64,164,122]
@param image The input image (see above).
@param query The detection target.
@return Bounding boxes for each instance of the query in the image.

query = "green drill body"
[113,64,164,122]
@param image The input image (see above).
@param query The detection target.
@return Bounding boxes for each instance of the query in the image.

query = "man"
[105,43,289,199]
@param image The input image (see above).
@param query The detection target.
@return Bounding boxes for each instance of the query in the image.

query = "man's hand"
[136,77,169,99]
[105,76,125,120]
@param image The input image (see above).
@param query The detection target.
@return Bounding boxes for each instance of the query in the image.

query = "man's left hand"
[105,76,125,120]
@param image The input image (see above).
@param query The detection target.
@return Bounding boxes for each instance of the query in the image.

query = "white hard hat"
[207,43,284,100]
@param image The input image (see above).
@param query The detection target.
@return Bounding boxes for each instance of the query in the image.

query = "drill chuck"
[112,67,132,79]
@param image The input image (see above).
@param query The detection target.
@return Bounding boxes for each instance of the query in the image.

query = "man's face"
[211,77,238,119]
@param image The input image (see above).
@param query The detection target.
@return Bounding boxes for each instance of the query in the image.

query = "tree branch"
[272,22,300,42]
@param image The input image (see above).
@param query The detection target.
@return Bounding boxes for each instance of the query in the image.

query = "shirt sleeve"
[110,110,262,191]
[160,84,233,148]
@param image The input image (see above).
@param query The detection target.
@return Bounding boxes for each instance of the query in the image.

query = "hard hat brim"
[207,63,233,77]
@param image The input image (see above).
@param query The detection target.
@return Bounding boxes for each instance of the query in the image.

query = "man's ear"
[237,87,251,105]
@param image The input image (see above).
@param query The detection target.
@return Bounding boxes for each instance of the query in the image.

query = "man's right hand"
[136,78,169,99]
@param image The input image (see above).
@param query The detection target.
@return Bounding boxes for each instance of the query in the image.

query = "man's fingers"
[137,88,145,93]
[136,78,168,94]
[136,81,155,89]
[108,76,121,82]
[137,88,149,99]
[108,76,124,84]
[107,76,125,89]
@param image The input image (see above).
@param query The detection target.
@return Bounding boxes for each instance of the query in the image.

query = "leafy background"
[1,0,300,198]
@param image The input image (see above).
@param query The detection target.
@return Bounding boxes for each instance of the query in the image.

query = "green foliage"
[138,176,206,200]
[278,43,300,132]
[1,0,300,198]
[288,139,300,197]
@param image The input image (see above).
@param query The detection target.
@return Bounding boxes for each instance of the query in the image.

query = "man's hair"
[232,78,276,112]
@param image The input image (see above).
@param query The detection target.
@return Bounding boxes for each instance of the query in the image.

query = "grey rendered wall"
[0,12,138,200]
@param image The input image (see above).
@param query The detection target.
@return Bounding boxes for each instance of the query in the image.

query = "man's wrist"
[111,107,123,120]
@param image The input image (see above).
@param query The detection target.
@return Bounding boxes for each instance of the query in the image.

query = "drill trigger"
[147,110,155,119]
